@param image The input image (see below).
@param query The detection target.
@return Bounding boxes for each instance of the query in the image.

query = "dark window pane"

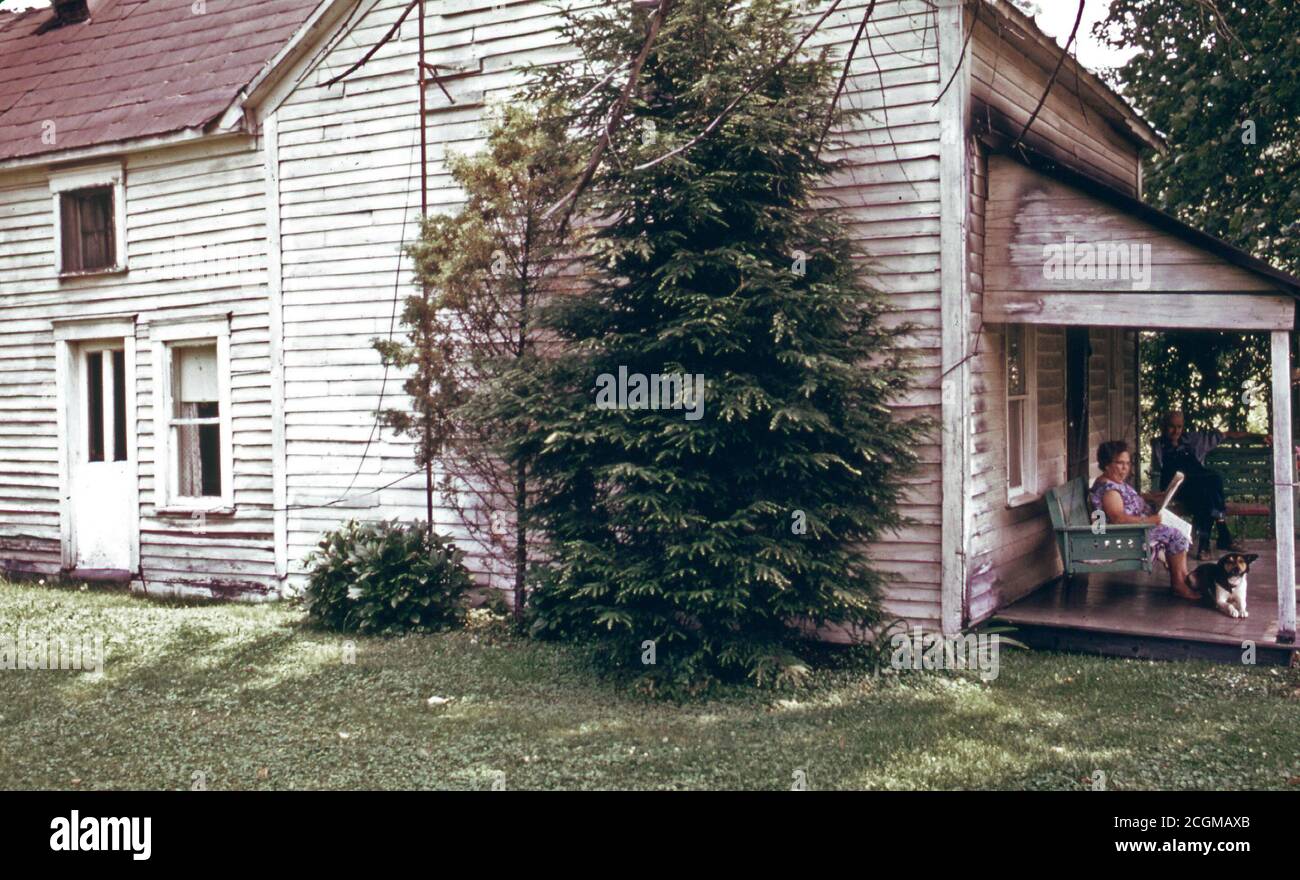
[112,349,127,462]
[199,419,221,496]
[86,352,104,462]
[60,193,81,272]
[79,188,113,270]
[60,187,115,273]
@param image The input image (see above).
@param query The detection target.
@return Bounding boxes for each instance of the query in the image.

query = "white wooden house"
[2,0,1297,654]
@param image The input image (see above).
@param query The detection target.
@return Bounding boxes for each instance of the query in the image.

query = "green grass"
[2,579,1300,790]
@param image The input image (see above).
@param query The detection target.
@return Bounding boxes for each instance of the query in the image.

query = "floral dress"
[1089,477,1190,563]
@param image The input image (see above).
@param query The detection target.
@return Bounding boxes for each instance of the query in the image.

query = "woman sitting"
[1090,440,1198,601]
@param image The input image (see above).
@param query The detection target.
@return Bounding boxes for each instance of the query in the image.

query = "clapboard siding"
[269,0,946,624]
[0,136,276,590]
[969,4,1140,195]
[968,321,1133,622]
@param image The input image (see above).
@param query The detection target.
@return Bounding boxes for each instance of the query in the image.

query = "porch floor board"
[992,541,1299,665]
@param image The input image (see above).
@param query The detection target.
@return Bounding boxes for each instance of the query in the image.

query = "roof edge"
[0,128,251,176]
[239,0,366,119]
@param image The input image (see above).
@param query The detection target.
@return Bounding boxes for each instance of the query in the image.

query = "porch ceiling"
[983,153,1299,331]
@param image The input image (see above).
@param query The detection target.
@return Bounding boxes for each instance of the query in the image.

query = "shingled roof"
[0,0,322,163]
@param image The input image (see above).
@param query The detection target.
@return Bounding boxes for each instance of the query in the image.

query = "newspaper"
[1156,471,1192,541]
[1159,509,1193,542]
[1157,471,1185,513]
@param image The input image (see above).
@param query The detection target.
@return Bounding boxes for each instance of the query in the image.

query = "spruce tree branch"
[577,60,633,105]
[635,0,848,173]
[1012,0,1084,151]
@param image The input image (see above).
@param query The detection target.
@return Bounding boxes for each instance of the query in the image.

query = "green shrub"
[300,520,472,635]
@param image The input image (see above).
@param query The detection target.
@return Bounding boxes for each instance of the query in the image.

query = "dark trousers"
[1181,472,1228,538]
[1161,465,1228,545]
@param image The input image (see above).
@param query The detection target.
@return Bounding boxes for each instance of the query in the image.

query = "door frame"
[52,315,139,574]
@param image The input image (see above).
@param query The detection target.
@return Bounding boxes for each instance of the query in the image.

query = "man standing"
[1151,410,1255,559]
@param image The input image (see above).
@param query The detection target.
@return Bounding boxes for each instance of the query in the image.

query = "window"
[172,344,222,497]
[151,319,232,511]
[1006,324,1038,501]
[60,187,116,273]
[50,161,127,276]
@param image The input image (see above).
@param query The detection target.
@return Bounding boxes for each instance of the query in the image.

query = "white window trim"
[150,316,234,513]
[1006,325,1039,505]
[49,160,128,277]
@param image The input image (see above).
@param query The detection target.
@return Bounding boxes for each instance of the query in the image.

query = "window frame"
[1005,324,1039,505]
[151,317,233,513]
[50,161,127,278]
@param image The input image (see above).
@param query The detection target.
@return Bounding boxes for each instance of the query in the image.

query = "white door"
[69,342,133,573]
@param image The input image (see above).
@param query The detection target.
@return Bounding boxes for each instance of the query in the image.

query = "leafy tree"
[500,0,925,695]
[1139,330,1267,438]
[1098,0,1299,274]
[375,104,581,621]
[1099,0,1299,441]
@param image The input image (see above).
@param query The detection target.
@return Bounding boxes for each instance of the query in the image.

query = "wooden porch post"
[937,0,970,636]
[1270,330,1296,641]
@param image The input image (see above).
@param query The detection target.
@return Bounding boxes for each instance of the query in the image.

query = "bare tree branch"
[1012,0,1084,151]
[859,0,921,196]
[543,0,676,237]
[818,0,878,156]
[325,0,420,88]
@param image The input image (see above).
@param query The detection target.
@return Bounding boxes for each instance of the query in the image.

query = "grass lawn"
[2,579,1300,790]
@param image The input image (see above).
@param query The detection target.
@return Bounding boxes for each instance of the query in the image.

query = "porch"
[972,147,1300,661]
[994,540,1300,665]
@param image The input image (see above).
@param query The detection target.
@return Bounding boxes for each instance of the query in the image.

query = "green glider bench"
[1045,476,1155,581]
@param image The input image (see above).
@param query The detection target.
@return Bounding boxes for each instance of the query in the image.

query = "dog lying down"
[1187,553,1258,619]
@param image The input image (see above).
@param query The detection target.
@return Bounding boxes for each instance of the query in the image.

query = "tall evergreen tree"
[498,0,924,694]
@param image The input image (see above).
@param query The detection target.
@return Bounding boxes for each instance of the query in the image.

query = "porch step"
[994,618,1298,667]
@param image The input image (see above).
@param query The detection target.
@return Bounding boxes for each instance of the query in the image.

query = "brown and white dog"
[1187,553,1257,619]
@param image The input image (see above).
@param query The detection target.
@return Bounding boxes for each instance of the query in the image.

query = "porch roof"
[983,147,1300,332]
